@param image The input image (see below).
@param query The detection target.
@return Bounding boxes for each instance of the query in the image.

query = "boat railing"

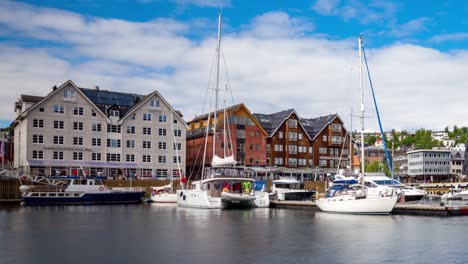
[27,185,67,192]
[111,187,145,192]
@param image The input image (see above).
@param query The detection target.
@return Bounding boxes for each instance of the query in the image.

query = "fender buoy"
[99,186,104,191]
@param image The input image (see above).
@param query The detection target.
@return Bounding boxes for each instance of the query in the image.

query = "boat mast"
[359,35,365,191]
[212,12,222,158]
[349,107,353,173]
[170,108,174,193]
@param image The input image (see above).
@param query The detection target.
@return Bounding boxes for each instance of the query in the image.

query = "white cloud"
[138,0,231,8]
[389,17,430,37]
[430,32,468,43]
[1,0,468,131]
[312,0,398,25]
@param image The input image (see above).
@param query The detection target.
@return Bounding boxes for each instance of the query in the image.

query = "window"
[63,89,76,98]
[309,147,313,153]
[32,150,43,160]
[107,139,121,148]
[92,138,102,147]
[54,104,64,114]
[33,119,44,128]
[73,152,83,161]
[331,123,342,132]
[107,125,121,133]
[298,133,303,140]
[319,159,327,167]
[323,135,327,142]
[298,159,307,166]
[319,147,327,154]
[73,107,84,116]
[73,137,83,146]
[274,158,283,165]
[288,145,297,154]
[255,144,260,151]
[126,140,135,148]
[278,131,283,139]
[143,155,151,163]
[158,156,166,163]
[158,128,167,136]
[143,141,151,149]
[53,136,64,145]
[92,153,102,161]
[288,158,298,166]
[143,127,152,135]
[237,130,245,139]
[158,142,167,150]
[53,120,64,129]
[73,122,83,131]
[173,143,182,150]
[106,153,121,162]
[127,126,135,134]
[274,144,283,152]
[331,136,341,144]
[173,118,178,124]
[266,144,270,152]
[143,113,152,121]
[126,154,135,162]
[288,132,297,141]
[288,119,298,128]
[91,110,97,117]
[39,107,44,112]
[255,131,260,137]
[150,99,160,108]
[32,135,43,144]
[109,110,119,117]
[92,123,101,132]
[173,156,182,163]
[174,129,182,137]
[158,115,167,123]
[53,151,64,160]
[131,114,136,120]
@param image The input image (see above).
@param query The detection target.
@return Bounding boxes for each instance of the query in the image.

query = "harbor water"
[1,204,467,264]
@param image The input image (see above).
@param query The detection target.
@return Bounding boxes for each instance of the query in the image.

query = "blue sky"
[1,0,468,131]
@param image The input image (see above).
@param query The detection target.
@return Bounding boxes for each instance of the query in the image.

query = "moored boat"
[20,177,145,205]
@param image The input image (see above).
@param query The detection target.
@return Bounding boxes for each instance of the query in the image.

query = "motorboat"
[270,178,316,201]
[441,187,468,201]
[20,177,145,205]
[364,175,426,202]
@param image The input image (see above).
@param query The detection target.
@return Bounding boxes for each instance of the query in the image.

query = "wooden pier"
[392,203,468,216]
[0,177,22,206]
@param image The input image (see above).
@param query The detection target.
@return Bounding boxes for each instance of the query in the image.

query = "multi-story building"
[12,80,187,179]
[407,149,451,182]
[301,114,352,171]
[253,109,312,168]
[0,129,14,169]
[450,150,465,181]
[186,103,267,179]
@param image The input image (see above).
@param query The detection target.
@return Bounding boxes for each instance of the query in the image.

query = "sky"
[1,0,468,132]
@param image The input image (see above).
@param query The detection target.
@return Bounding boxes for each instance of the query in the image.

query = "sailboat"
[315,35,397,214]
[150,110,181,203]
[176,13,269,209]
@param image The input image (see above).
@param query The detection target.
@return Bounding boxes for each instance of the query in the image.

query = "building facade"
[450,151,465,181]
[253,109,312,168]
[186,103,267,179]
[301,114,352,172]
[12,80,187,179]
[407,149,451,182]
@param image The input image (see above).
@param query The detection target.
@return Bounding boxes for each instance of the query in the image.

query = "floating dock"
[270,200,319,210]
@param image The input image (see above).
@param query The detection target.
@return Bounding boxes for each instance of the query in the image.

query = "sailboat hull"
[315,195,398,214]
[151,193,177,203]
[176,189,222,209]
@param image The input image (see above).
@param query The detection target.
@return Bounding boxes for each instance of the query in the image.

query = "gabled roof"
[20,95,44,103]
[253,109,295,137]
[451,151,465,160]
[253,109,312,140]
[301,114,344,140]
[187,103,267,139]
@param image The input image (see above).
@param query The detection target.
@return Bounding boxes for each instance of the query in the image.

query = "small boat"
[20,177,145,205]
[150,183,177,203]
[270,178,316,201]
[441,188,468,201]
[364,175,426,202]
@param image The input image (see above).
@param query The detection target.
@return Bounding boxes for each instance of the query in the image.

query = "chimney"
[95,85,100,91]
[52,85,57,91]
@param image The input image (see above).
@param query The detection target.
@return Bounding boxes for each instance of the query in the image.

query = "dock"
[270,200,318,210]
[392,203,468,216]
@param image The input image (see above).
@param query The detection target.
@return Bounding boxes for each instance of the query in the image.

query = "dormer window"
[109,110,119,117]
[150,99,160,108]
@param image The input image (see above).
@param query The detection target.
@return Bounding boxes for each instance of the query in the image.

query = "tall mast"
[359,35,365,190]
[349,107,353,173]
[170,108,174,192]
[212,12,222,158]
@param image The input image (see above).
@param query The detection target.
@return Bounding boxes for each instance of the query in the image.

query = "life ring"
[99,186,105,191]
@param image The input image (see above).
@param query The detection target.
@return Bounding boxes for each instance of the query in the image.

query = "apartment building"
[186,103,267,179]
[12,80,186,179]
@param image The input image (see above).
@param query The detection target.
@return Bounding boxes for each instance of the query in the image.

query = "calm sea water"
[1,204,467,264]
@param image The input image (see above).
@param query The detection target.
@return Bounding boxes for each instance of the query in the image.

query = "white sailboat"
[315,35,397,214]
[176,13,269,209]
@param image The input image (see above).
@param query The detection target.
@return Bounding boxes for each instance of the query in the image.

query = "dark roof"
[21,95,44,103]
[451,151,465,160]
[79,88,146,116]
[301,114,338,139]
[187,104,242,139]
[252,109,295,137]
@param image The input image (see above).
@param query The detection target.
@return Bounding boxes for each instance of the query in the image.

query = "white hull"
[253,191,270,208]
[316,195,398,214]
[150,193,177,203]
[176,189,222,209]
[441,190,468,200]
